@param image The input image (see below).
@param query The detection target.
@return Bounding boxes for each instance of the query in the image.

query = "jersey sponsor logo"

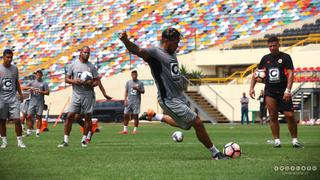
[77,72,82,79]
[269,68,280,83]
[130,88,137,95]
[2,78,13,91]
[170,62,179,80]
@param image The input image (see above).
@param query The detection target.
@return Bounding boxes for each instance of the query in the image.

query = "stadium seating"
[233,17,320,49]
[294,66,320,82]
[1,0,320,91]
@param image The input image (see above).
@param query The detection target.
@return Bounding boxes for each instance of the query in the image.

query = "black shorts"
[264,90,293,112]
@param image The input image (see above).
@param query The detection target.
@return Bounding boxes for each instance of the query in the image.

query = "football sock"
[123,126,128,132]
[209,145,220,156]
[36,129,40,134]
[292,138,298,144]
[81,135,86,142]
[2,136,7,144]
[87,131,92,139]
[64,135,69,143]
[133,127,137,131]
[274,138,281,144]
[152,114,163,121]
[27,129,31,135]
[17,136,23,144]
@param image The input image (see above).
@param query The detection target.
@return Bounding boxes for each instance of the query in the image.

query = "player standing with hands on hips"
[119,28,228,160]
[249,36,303,148]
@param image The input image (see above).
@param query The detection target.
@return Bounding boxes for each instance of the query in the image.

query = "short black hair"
[131,70,137,74]
[162,27,182,41]
[3,49,13,56]
[35,70,43,75]
[267,36,279,43]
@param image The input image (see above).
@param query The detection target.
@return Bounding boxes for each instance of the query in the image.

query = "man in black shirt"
[249,37,303,148]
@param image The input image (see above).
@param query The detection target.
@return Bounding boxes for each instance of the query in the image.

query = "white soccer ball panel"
[80,71,93,82]
[172,131,183,142]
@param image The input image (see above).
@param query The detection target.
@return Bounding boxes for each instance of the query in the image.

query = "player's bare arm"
[283,69,294,101]
[124,89,128,106]
[17,81,24,102]
[39,88,50,95]
[83,78,99,88]
[119,31,150,61]
[249,73,257,99]
[66,75,82,85]
[98,79,112,100]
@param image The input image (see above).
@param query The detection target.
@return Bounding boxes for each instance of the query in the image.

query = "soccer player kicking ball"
[119,28,228,160]
[25,70,50,137]
[0,49,26,148]
[249,36,303,148]
[57,46,99,148]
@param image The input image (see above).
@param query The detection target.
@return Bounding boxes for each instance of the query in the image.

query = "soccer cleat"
[0,143,8,149]
[57,142,68,148]
[118,131,128,134]
[36,133,40,137]
[132,130,138,134]
[81,141,88,147]
[17,142,26,148]
[212,152,229,160]
[273,142,281,148]
[138,109,155,121]
[85,138,91,144]
[293,142,304,148]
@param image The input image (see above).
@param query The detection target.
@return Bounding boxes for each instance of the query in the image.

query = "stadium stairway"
[185,91,229,123]
[292,84,320,120]
[19,0,171,77]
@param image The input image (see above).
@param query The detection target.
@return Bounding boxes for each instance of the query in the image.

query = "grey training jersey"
[0,64,19,103]
[126,79,144,105]
[145,47,184,100]
[28,79,49,104]
[67,60,98,98]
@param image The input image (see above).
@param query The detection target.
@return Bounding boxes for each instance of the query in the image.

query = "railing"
[182,75,234,122]
[202,84,235,122]
[194,34,320,85]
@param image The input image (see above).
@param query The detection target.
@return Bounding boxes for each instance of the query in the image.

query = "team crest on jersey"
[170,62,179,80]
[278,59,282,64]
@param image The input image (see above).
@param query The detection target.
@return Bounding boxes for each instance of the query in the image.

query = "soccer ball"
[254,68,266,83]
[80,71,93,82]
[223,142,241,159]
[172,131,183,142]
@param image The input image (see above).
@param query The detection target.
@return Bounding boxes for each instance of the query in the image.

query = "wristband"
[285,88,291,94]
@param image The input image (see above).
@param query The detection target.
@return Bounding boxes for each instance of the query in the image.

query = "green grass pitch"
[0,123,319,180]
